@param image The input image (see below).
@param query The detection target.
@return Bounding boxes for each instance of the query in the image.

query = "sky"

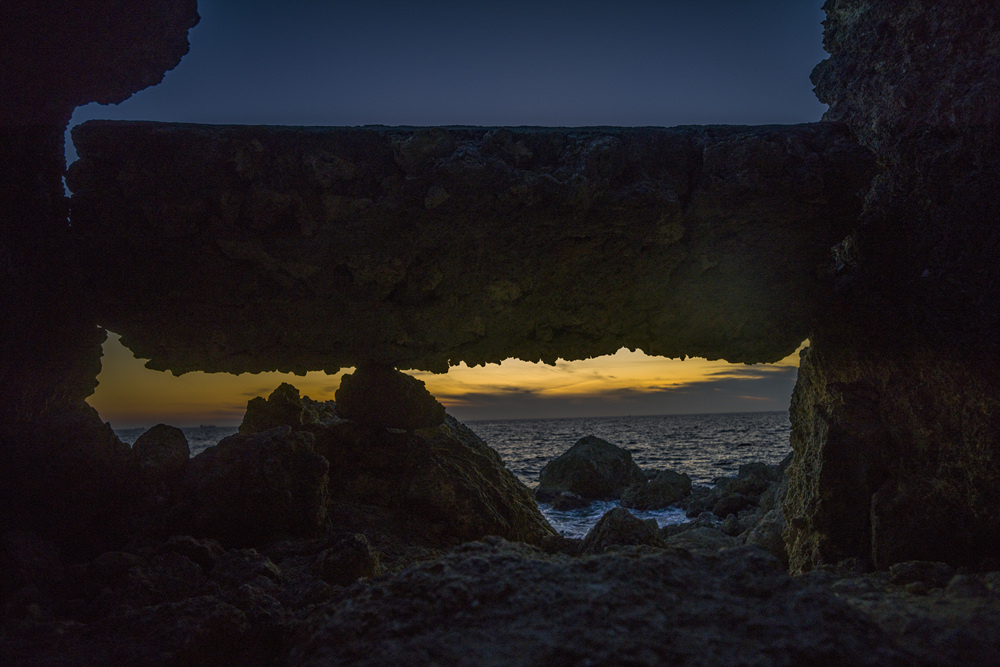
[74,1,828,427]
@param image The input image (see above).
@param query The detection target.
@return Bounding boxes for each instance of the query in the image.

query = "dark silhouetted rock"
[581,508,665,554]
[210,549,283,589]
[663,527,738,556]
[621,469,692,510]
[784,2,1000,572]
[744,508,788,568]
[889,561,956,589]
[289,538,922,666]
[157,536,225,573]
[536,436,646,501]
[312,533,383,586]
[334,365,445,430]
[318,414,556,547]
[239,382,339,434]
[131,423,189,482]
[172,427,329,546]
[548,492,589,511]
[68,122,872,376]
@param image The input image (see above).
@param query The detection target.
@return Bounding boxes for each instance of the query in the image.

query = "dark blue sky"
[70,1,827,130]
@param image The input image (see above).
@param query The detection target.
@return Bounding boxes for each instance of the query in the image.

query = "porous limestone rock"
[0,0,200,562]
[68,122,873,375]
[535,435,647,501]
[783,1,1000,572]
[288,539,922,666]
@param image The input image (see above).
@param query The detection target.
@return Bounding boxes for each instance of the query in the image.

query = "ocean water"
[469,412,791,537]
[116,411,791,539]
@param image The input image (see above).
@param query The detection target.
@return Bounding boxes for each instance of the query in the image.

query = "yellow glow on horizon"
[413,347,801,407]
[88,333,803,428]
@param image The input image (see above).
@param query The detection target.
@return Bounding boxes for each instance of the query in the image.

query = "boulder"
[131,424,189,482]
[239,382,339,435]
[744,508,788,568]
[318,414,556,547]
[334,365,445,431]
[662,527,738,556]
[548,492,590,511]
[172,427,330,546]
[311,533,383,586]
[536,436,646,501]
[581,508,665,554]
[621,469,692,510]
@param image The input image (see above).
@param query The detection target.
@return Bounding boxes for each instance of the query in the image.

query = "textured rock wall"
[68,121,872,375]
[784,1,1000,571]
[0,2,199,547]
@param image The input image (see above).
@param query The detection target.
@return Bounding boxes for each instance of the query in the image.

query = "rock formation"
[782,0,1000,572]
[67,121,872,375]
[5,0,1000,661]
[241,384,556,548]
[0,0,200,553]
[334,365,446,430]
[535,435,647,501]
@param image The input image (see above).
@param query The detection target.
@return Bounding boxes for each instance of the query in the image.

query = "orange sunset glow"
[87,333,804,428]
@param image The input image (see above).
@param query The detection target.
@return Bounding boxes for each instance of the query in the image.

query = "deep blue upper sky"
[70,0,828,130]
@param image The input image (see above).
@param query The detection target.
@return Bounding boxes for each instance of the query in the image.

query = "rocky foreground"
[3,382,1000,665]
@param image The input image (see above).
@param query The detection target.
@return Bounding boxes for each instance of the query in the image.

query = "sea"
[115,411,791,539]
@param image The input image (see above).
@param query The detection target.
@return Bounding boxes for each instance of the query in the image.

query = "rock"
[536,436,646,501]
[0,531,63,598]
[238,382,339,434]
[621,469,692,510]
[889,561,956,588]
[131,423,189,482]
[784,1,1000,572]
[289,538,917,666]
[712,492,756,519]
[581,508,665,554]
[945,574,991,598]
[91,595,252,665]
[663,527,738,556]
[334,365,445,430]
[718,462,775,496]
[315,409,555,548]
[172,427,330,546]
[68,122,872,376]
[548,492,589,511]
[156,536,225,573]
[210,549,283,589]
[721,514,742,537]
[312,534,383,586]
[744,508,788,568]
[0,406,137,555]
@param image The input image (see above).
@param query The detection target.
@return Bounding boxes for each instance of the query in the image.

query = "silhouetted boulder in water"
[621,468,692,510]
[581,507,665,554]
[549,491,589,511]
[535,436,646,501]
[334,365,445,430]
